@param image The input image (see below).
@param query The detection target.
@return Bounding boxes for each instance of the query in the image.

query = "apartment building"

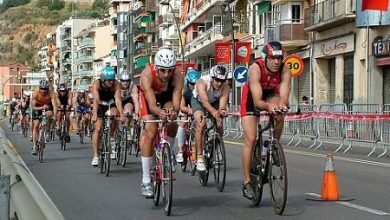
[38,31,58,89]
[56,18,96,89]
[110,0,132,74]
[73,19,111,90]
[130,0,158,78]
[158,0,181,55]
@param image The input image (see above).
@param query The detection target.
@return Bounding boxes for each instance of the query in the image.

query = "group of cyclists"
[7,40,291,203]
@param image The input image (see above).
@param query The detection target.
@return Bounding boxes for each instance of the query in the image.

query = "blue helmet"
[186,70,200,84]
[100,67,116,80]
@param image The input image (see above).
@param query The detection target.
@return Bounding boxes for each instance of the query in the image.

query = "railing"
[275,19,308,42]
[185,25,222,53]
[61,34,71,40]
[305,0,355,28]
[74,55,93,64]
[181,0,224,30]
[79,38,94,49]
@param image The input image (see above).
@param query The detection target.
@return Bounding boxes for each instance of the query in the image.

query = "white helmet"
[155,48,176,69]
[119,71,131,81]
[87,92,93,99]
[209,65,227,80]
[12,98,16,102]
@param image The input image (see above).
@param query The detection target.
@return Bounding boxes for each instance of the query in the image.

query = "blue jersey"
[183,80,193,107]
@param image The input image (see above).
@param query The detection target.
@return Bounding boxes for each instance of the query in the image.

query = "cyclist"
[176,69,200,163]
[192,64,230,172]
[75,89,91,135]
[91,66,125,166]
[8,97,18,129]
[138,48,183,198]
[31,79,58,155]
[17,91,31,133]
[55,83,72,142]
[119,70,140,125]
[240,41,291,199]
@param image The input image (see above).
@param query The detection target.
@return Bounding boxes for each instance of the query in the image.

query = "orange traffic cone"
[320,153,339,200]
[306,152,354,202]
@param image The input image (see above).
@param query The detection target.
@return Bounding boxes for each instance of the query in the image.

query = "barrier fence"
[223,103,390,158]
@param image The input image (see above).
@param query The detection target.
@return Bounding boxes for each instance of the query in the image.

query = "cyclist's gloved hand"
[119,115,126,124]
[212,109,220,119]
[169,109,178,120]
[158,109,168,121]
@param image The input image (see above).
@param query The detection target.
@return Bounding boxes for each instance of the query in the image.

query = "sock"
[141,156,152,183]
[167,136,176,155]
[176,126,185,147]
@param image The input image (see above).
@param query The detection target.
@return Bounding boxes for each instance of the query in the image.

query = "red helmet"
[262,41,286,59]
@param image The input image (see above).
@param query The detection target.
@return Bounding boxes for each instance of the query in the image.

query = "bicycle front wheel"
[38,131,45,163]
[104,134,112,177]
[162,143,173,216]
[213,136,226,192]
[250,139,264,206]
[153,156,161,207]
[269,140,288,215]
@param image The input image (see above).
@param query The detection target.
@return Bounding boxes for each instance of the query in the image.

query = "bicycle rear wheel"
[38,131,45,163]
[162,143,173,216]
[180,142,188,173]
[251,139,264,206]
[213,136,226,192]
[79,123,84,144]
[104,135,112,177]
[189,134,197,176]
[269,140,288,215]
[116,131,122,165]
[99,133,108,174]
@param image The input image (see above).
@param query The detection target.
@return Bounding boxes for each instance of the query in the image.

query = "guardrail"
[0,125,65,220]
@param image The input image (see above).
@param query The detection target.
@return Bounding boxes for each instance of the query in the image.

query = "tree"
[48,0,65,11]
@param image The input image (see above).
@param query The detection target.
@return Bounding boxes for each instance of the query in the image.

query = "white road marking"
[224,140,390,168]
[306,193,390,216]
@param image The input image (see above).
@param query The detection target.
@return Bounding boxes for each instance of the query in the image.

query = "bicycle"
[36,109,49,163]
[10,111,18,131]
[58,108,71,150]
[142,116,188,216]
[178,115,196,175]
[99,100,116,177]
[115,113,131,167]
[198,114,227,192]
[20,111,29,138]
[250,110,288,215]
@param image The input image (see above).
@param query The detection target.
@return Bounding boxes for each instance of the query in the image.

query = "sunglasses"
[213,77,226,83]
[188,82,196,86]
[59,90,66,92]
[105,79,115,82]
[158,68,174,73]
[120,80,130,83]
[40,88,48,91]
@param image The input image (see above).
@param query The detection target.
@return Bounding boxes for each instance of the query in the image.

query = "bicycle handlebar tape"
[306,153,354,202]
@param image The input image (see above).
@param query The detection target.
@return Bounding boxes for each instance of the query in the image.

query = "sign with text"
[284,55,304,77]
[372,36,390,57]
[215,42,231,64]
[314,34,355,58]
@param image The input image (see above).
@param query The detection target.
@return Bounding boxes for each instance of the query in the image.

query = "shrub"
[48,0,65,11]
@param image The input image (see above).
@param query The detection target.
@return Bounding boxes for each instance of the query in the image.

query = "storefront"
[373,36,390,105]
[313,34,355,104]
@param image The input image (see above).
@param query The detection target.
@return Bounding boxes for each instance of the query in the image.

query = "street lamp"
[160,0,185,74]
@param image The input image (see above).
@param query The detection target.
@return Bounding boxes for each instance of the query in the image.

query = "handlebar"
[100,100,115,106]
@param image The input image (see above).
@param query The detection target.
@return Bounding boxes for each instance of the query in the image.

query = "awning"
[376,57,390,66]
[257,1,271,15]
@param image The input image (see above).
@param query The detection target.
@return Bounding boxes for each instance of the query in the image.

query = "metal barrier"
[224,105,243,139]
[315,103,348,152]
[283,105,298,146]
[289,105,318,148]
[344,104,382,156]
[379,104,390,158]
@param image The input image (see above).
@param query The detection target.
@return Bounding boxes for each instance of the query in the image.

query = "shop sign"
[372,36,390,57]
[314,34,355,58]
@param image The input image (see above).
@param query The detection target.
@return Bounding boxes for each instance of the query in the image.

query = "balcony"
[180,0,225,31]
[266,19,308,50]
[305,0,355,32]
[111,25,118,35]
[184,25,223,59]
[168,25,179,39]
[159,3,179,17]
[61,45,71,52]
[133,6,147,21]
[79,38,95,50]
[61,34,71,41]
[74,69,94,77]
[75,55,93,64]
[158,15,175,27]
[133,22,156,40]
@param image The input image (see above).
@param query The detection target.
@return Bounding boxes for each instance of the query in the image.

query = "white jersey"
[192,75,221,103]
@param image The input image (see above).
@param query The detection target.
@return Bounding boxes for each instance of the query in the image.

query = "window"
[292,4,301,22]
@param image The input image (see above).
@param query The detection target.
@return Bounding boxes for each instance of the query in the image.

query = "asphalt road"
[2,122,390,220]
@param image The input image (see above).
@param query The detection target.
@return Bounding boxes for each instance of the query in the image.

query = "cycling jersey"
[139,64,174,116]
[58,91,69,106]
[97,79,116,118]
[183,80,193,107]
[33,88,53,106]
[121,84,134,106]
[192,75,222,104]
[240,58,282,116]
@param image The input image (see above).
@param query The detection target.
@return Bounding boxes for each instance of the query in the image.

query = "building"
[38,31,57,89]
[0,63,29,101]
[55,18,97,89]
[130,0,158,78]
[110,0,132,74]
[73,19,111,90]
[158,0,181,56]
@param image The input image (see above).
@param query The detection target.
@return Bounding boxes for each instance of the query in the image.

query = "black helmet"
[262,41,285,58]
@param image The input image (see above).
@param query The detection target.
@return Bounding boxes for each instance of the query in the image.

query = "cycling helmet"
[155,48,176,69]
[39,79,50,89]
[78,88,85,93]
[209,65,227,80]
[186,70,201,84]
[58,83,67,91]
[12,98,16,102]
[23,91,31,97]
[262,41,285,58]
[100,66,116,80]
[119,71,131,81]
[87,92,93,99]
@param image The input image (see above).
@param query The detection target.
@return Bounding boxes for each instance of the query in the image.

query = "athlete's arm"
[140,68,160,115]
[219,83,230,111]
[130,83,140,114]
[51,91,58,115]
[31,92,41,111]
[67,92,73,110]
[172,70,184,113]
[92,80,100,117]
[248,63,268,110]
[114,82,124,117]
[197,79,218,115]
[279,65,292,107]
